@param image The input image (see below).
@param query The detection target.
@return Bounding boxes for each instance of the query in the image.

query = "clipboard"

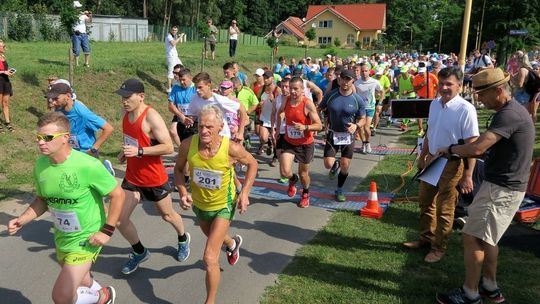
[417,156,448,186]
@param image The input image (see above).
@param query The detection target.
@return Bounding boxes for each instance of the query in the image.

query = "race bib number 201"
[50,208,81,233]
[193,168,223,190]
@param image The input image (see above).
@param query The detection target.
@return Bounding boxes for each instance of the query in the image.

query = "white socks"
[462,285,479,299]
[75,287,100,304]
[90,279,102,291]
[482,277,498,291]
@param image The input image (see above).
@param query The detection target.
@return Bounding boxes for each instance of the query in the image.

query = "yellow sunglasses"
[36,132,69,142]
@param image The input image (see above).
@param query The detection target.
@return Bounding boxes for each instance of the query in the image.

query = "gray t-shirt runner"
[484,99,535,191]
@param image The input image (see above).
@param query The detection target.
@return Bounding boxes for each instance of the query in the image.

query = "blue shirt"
[168,84,196,114]
[308,72,323,87]
[274,63,291,78]
[320,90,366,132]
[59,100,106,151]
[319,78,330,92]
[238,72,248,86]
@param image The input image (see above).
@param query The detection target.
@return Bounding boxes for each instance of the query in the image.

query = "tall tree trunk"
[143,0,147,18]
[162,0,169,41]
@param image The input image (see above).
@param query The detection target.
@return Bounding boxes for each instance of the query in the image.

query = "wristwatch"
[90,147,98,155]
[137,147,144,157]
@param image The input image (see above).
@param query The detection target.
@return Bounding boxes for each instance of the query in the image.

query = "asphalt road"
[0,127,402,304]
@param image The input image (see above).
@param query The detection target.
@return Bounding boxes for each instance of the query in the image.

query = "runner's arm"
[139,108,174,156]
[7,197,48,235]
[229,142,258,214]
[174,137,192,198]
[236,104,248,141]
[305,99,323,131]
[307,81,323,105]
[92,122,113,151]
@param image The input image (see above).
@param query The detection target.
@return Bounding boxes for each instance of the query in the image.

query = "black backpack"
[525,68,540,96]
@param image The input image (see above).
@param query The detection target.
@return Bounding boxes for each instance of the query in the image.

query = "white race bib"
[50,208,81,233]
[123,134,138,147]
[193,168,223,190]
[68,135,80,149]
[178,103,190,114]
[333,132,352,145]
[286,125,304,139]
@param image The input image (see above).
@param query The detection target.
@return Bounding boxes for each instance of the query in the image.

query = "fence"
[0,12,266,45]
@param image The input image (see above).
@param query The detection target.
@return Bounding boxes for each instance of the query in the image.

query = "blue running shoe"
[103,159,115,177]
[177,232,191,262]
[436,288,481,304]
[121,249,150,275]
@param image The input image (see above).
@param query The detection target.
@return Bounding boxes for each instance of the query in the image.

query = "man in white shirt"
[403,66,479,263]
[472,49,493,73]
[165,26,184,93]
[71,1,92,67]
[229,20,240,57]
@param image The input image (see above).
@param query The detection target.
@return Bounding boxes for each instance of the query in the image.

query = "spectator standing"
[229,20,240,57]
[0,39,14,133]
[205,19,218,61]
[435,68,534,304]
[71,1,92,67]
[165,26,184,93]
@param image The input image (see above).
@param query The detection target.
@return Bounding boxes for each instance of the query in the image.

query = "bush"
[279,34,298,47]
[355,41,361,49]
[334,37,341,47]
[266,36,277,49]
[325,47,339,57]
[8,13,34,41]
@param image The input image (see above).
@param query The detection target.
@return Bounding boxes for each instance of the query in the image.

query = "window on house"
[318,36,332,44]
[317,20,333,28]
[362,36,371,46]
[346,34,355,45]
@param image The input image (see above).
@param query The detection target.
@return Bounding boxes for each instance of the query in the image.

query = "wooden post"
[68,47,74,86]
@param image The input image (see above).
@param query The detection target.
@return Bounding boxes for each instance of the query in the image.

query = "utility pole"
[458,0,473,69]
[478,0,486,49]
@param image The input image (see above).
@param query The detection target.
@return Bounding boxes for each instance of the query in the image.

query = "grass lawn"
[261,117,540,303]
[0,41,361,200]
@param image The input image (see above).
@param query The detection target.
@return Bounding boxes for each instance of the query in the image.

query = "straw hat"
[472,68,510,92]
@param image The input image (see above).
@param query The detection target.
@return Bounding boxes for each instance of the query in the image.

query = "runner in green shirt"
[8,112,125,304]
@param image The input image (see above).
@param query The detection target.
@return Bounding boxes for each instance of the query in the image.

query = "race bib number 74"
[50,208,81,233]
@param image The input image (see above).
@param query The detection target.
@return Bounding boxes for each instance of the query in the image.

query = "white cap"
[418,67,427,73]
[310,64,319,72]
[326,54,332,58]
[375,68,384,75]
[73,1,83,8]
[398,61,404,67]
[254,68,264,76]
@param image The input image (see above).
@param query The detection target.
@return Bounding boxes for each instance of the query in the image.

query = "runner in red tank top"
[276,76,322,208]
[115,79,191,275]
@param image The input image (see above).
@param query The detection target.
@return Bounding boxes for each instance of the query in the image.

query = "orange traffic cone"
[360,181,383,219]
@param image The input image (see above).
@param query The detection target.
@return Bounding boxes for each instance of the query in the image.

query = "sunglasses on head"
[36,132,68,142]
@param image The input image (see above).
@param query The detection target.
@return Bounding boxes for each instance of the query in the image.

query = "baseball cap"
[306,57,312,61]
[254,68,265,76]
[340,69,354,79]
[418,67,427,73]
[326,54,332,58]
[46,83,72,99]
[220,80,233,89]
[375,67,384,75]
[263,70,274,78]
[115,79,144,97]
[73,1,83,8]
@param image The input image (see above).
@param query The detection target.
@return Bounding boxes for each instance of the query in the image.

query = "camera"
[8,68,16,74]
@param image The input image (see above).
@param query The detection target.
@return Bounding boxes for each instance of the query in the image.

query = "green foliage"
[196,19,210,39]
[355,40,361,49]
[305,28,316,42]
[32,3,64,41]
[59,1,78,36]
[279,34,299,47]
[7,13,34,41]
[266,36,277,49]
[333,37,341,47]
[325,47,338,57]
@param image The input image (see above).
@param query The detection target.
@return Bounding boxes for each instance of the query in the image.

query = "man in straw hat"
[435,68,534,304]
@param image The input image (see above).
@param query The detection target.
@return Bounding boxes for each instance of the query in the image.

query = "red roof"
[305,3,386,30]
[282,17,305,40]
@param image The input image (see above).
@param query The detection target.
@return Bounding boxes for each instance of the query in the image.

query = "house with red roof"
[302,3,386,48]
[265,16,305,42]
